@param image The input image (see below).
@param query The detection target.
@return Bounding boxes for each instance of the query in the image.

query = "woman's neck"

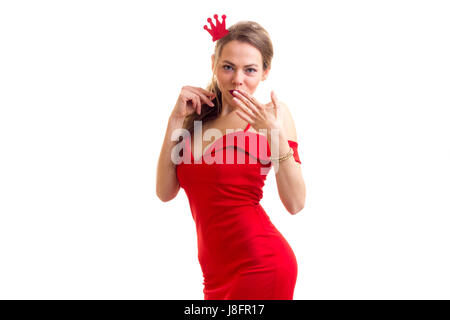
[219,99,237,118]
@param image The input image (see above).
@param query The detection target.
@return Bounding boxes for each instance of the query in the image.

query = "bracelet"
[270,147,294,163]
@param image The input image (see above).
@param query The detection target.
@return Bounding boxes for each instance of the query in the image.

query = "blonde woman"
[156,16,306,300]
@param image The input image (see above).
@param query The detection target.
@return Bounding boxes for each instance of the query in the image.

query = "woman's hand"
[170,86,216,120]
[232,90,284,133]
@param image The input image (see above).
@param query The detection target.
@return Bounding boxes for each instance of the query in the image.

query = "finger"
[190,95,199,115]
[233,96,256,119]
[194,87,216,101]
[271,91,279,118]
[186,87,215,106]
[197,92,215,107]
[236,90,264,111]
[196,87,216,98]
[195,96,202,115]
[186,92,198,113]
[233,91,261,116]
[184,85,214,98]
[235,109,253,124]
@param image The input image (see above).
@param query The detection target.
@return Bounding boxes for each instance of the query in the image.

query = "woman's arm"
[156,86,216,202]
[269,102,306,215]
[156,115,185,202]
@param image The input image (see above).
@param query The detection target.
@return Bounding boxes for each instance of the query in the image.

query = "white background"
[1,0,449,299]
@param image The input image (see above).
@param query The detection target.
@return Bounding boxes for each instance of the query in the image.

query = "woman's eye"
[223,65,257,73]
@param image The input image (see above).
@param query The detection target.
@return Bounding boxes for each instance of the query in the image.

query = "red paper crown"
[203,14,229,42]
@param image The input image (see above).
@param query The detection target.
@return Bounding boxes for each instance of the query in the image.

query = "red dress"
[175,123,302,300]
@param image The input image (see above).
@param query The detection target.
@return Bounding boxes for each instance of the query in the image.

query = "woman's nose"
[232,70,244,85]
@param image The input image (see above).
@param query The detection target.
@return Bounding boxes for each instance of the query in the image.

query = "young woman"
[156,19,306,300]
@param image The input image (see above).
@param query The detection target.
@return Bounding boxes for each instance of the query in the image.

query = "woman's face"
[212,40,270,103]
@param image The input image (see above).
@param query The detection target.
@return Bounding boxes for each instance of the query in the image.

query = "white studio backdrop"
[0,0,449,299]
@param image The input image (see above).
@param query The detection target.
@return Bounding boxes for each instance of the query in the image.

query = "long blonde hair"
[182,20,274,136]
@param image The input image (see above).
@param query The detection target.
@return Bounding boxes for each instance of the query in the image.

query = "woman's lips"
[229,90,237,97]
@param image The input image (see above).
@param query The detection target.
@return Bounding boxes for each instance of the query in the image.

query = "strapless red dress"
[175,123,301,300]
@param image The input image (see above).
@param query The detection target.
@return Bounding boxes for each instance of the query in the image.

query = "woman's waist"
[190,199,261,216]
[194,204,280,250]
[192,202,267,226]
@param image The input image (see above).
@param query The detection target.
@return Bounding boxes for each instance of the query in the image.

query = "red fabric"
[175,123,299,300]
[287,140,302,164]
